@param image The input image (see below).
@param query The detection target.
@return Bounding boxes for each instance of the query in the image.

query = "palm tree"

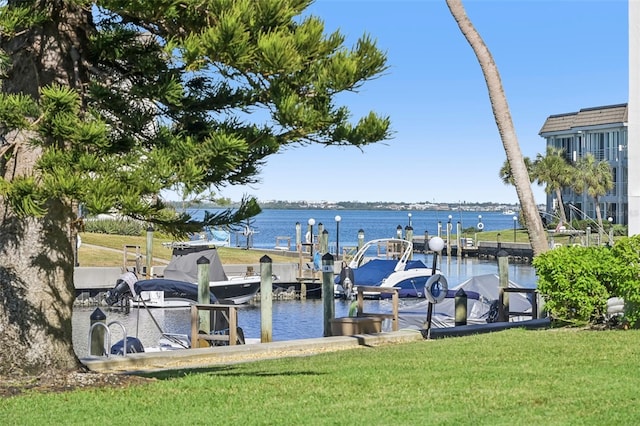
[499,157,534,186]
[573,153,614,241]
[446,0,548,255]
[532,146,573,225]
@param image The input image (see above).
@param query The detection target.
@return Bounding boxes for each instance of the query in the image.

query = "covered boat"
[106,245,261,307]
[335,238,437,298]
[396,273,540,330]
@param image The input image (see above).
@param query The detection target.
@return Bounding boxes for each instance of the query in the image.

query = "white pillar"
[629,1,640,235]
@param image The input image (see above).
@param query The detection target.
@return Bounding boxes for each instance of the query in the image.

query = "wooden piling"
[197,256,210,332]
[497,249,510,322]
[260,255,273,343]
[145,226,153,279]
[322,253,335,337]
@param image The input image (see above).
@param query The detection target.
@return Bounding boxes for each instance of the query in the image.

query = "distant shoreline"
[170,201,533,212]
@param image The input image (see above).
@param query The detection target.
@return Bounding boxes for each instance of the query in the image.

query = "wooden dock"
[411,237,534,263]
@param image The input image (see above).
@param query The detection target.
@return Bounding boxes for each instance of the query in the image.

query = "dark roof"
[539,103,628,135]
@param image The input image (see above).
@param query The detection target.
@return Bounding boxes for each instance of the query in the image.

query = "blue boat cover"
[337,259,429,286]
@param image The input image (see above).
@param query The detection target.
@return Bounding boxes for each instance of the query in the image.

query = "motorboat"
[167,226,232,248]
[334,238,438,299]
[105,245,262,307]
[394,273,541,330]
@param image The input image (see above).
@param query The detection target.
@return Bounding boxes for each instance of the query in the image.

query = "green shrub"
[83,218,145,236]
[533,245,616,324]
[533,237,640,327]
[610,235,640,326]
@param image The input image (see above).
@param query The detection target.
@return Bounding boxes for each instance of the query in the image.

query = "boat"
[105,245,262,307]
[170,226,232,247]
[502,209,516,215]
[394,273,540,330]
[334,238,438,299]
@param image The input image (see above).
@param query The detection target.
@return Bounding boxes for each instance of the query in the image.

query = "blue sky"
[213,0,628,205]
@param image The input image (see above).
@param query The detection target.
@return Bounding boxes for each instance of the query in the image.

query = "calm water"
[187,208,520,250]
[73,208,534,357]
[73,255,536,358]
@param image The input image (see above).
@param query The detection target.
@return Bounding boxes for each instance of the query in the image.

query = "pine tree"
[0,0,390,375]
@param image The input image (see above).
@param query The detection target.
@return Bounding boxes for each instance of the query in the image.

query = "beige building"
[539,103,627,226]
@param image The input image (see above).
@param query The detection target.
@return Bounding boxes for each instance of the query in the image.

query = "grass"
[1,328,640,424]
[78,232,297,267]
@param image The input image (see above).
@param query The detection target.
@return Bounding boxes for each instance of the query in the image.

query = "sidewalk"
[81,330,424,374]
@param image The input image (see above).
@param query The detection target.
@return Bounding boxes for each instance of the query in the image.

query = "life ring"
[477,222,484,231]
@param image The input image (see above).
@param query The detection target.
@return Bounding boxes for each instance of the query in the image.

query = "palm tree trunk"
[555,188,568,224]
[446,0,548,255]
[594,196,604,242]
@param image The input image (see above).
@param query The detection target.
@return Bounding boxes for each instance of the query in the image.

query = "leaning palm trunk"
[446,0,548,255]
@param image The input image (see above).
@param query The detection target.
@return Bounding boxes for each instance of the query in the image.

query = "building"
[539,103,628,226]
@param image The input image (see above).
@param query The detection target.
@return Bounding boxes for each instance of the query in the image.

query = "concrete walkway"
[81,330,424,374]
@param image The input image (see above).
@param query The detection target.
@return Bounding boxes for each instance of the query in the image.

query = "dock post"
[295,222,301,251]
[497,249,510,322]
[405,226,413,259]
[146,226,154,279]
[446,217,452,257]
[455,289,467,326]
[456,222,462,257]
[260,255,273,343]
[90,308,106,356]
[320,229,329,254]
[357,229,365,251]
[197,256,210,332]
[437,221,442,238]
[322,253,335,337]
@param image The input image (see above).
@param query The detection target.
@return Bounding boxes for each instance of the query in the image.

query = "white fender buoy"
[607,297,625,317]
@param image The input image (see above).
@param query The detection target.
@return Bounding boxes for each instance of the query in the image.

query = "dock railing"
[190,304,241,347]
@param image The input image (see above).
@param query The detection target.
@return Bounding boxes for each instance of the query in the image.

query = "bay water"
[73,208,536,357]
[189,207,522,250]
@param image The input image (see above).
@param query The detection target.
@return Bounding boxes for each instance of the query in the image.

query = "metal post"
[308,218,315,257]
[335,215,341,260]
[260,255,273,343]
[513,215,517,242]
[322,253,335,336]
[425,237,445,339]
[608,217,614,245]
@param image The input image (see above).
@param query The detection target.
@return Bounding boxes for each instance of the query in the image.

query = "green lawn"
[2,328,639,424]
